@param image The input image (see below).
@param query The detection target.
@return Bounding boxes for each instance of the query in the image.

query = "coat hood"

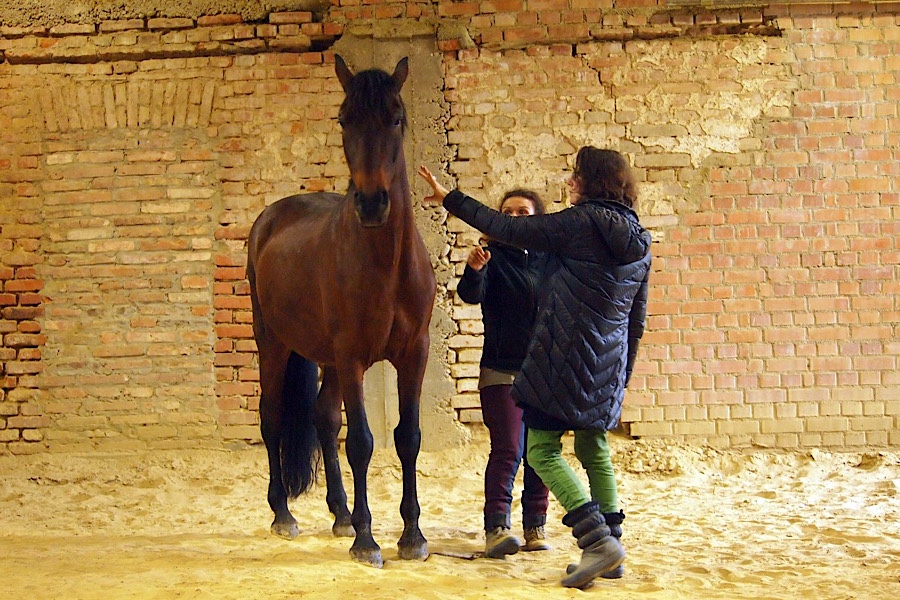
[585,199,652,265]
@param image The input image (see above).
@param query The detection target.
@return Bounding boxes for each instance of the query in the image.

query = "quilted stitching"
[444,190,651,431]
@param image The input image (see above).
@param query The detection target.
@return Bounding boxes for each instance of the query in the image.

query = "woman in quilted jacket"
[418,147,651,589]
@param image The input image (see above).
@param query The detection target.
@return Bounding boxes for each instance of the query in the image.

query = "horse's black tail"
[281,352,321,498]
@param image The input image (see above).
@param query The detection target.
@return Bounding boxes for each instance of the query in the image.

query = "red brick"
[4,280,43,293]
[214,353,254,367]
[547,24,591,39]
[439,2,480,17]
[197,14,243,27]
[216,324,254,339]
[504,26,549,43]
[214,267,246,281]
[482,0,525,12]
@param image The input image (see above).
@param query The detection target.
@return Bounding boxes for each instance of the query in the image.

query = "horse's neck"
[389,166,417,231]
[384,175,418,256]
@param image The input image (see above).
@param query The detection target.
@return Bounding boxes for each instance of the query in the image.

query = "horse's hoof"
[271,521,300,540]
[398,542,428,561]
[332,520,355,538]
[350,547,384,568]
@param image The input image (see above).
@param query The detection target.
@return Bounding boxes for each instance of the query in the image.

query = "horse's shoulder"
[251,192,344,246]
[276,192,344,212]
[259,192,344,225]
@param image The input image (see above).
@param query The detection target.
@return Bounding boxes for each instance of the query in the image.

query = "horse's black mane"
[342,69,408,131]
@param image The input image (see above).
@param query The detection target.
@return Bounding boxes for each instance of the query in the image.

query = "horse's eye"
[393,118,403,127]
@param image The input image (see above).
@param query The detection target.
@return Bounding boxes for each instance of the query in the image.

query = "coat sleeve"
[443,191,650,266]
[443,190,582,254]
[456,263,486,305]
[624,266,650,387]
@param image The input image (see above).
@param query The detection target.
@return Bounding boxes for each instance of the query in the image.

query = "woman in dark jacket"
[456,189,551,559]
[419,147,651,589]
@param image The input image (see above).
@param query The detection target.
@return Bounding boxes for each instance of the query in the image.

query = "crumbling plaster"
[0,0,327,28]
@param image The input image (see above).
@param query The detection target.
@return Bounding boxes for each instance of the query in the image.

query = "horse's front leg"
[338,360,382,567]
[393,340,429,561]
[316,367,353,537]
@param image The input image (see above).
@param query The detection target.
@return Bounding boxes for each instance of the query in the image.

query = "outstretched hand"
[417,165,450,205]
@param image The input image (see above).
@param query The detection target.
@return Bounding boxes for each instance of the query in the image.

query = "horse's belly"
[258,282,398,365]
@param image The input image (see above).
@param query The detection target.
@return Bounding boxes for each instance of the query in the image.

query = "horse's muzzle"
[354,190,391,227]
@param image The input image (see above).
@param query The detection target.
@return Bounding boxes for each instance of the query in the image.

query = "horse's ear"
[392,57,409,89]
[335,55,353,92]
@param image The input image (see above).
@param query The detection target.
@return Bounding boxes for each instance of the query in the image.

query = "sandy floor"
[1,430,898,600]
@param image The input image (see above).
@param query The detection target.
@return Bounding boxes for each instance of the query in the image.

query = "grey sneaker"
[523,526,552,552]
[484,526,521,559]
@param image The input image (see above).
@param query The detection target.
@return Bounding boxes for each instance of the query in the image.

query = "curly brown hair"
[572,147,638,208]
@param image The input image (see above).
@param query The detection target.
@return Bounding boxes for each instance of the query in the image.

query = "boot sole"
[566,564,594,590]
[567,562,624,580]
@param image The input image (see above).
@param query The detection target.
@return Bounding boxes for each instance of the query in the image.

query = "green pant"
[525,428,618,514]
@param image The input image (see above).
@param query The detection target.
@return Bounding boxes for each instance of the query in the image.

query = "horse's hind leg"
[316,367,354,537]
[258,342,300,539]
[393,342,429,561]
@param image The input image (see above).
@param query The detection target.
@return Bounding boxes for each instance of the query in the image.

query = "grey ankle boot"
[559,502,625,588]
[566,510,626,586]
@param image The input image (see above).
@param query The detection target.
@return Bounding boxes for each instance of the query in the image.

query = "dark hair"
[572,147,638,208]
[498,188,546,215]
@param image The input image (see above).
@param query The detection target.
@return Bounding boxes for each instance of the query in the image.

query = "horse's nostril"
[354,191,391,226]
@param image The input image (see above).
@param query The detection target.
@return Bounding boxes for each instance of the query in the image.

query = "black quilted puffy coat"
[443,190,652,431]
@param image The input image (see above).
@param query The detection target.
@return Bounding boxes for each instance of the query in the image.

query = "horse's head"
[335,55,409,228]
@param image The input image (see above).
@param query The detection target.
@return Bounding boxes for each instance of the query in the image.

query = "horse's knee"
[393,422,421,461]
[345,427,374,465]
[394,418,420,440]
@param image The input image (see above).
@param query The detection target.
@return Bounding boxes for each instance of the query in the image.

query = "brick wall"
[436,2,899,447]
[0,63,47,449]
[0,11,347,453]
[0,1,897,452]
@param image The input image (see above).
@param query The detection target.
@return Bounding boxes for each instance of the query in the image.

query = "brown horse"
[246,56,436,568]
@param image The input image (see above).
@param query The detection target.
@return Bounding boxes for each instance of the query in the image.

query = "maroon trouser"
[481,384,550,530]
